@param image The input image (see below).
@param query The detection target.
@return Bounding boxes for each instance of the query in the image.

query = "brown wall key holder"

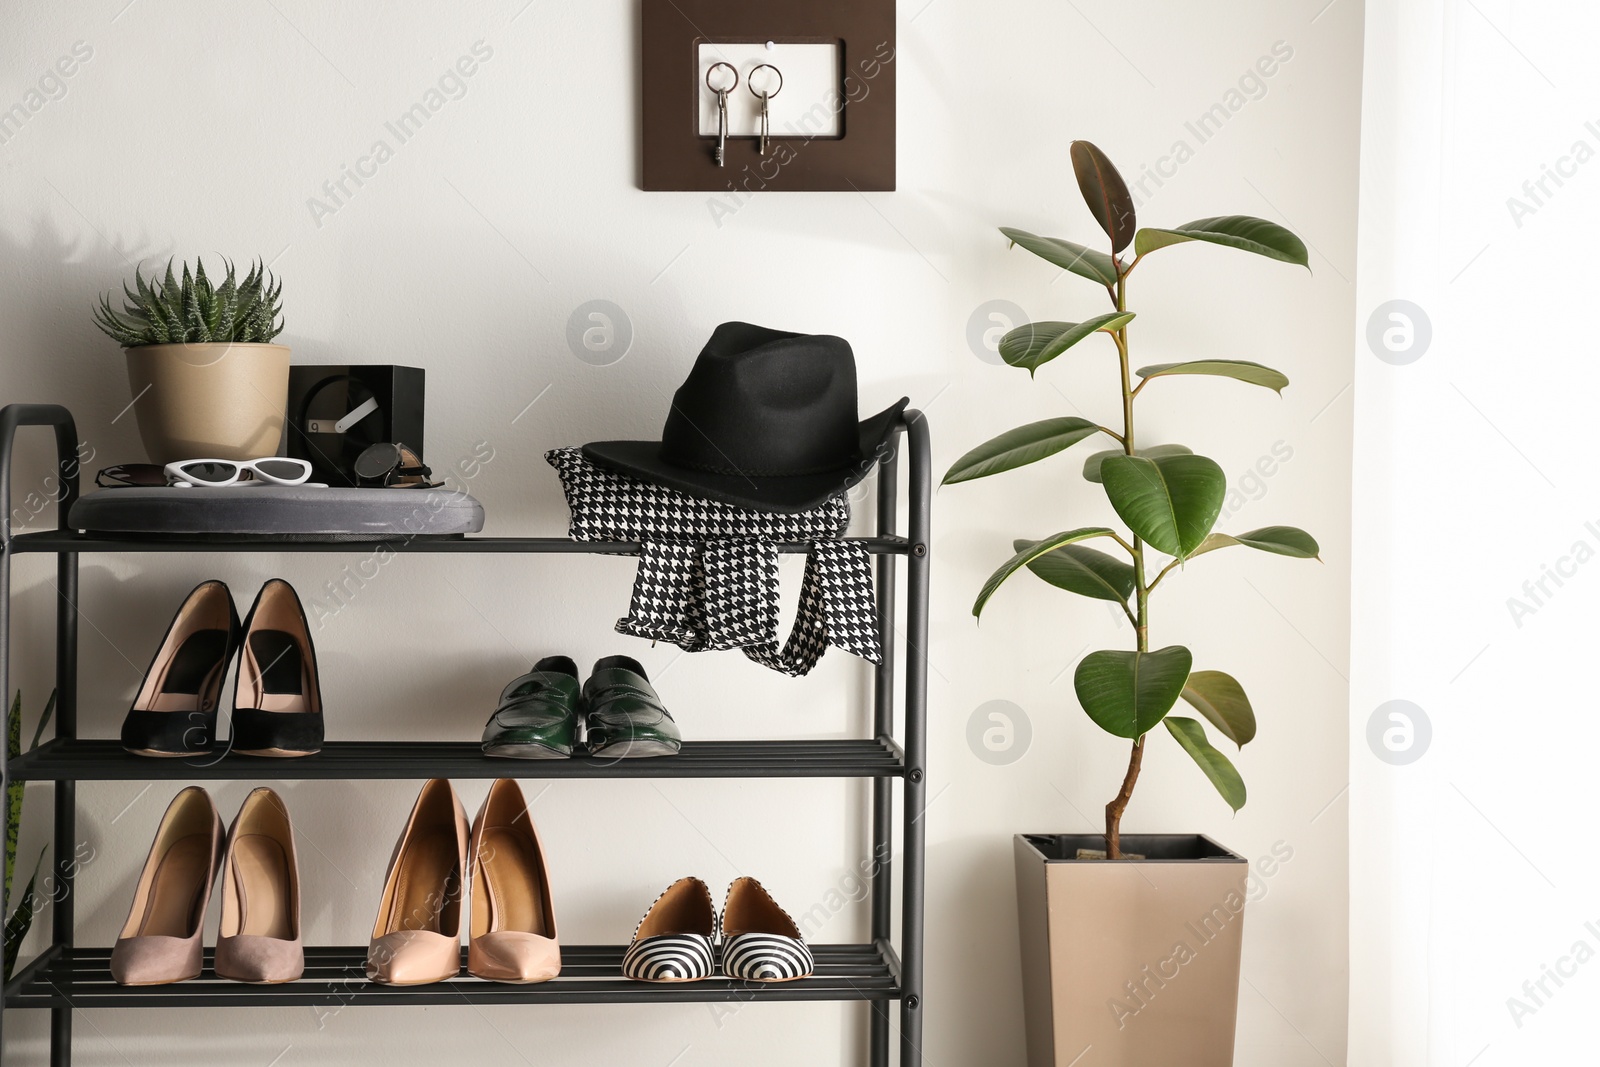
[640,0,896,192]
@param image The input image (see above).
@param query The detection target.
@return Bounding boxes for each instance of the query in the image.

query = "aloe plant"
[93,257,284,347]
[946,141,1318,859]
[5,689,54,980]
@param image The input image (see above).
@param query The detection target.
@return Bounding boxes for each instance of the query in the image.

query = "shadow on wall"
[931,832,1029,1065]
[0,215,164,482]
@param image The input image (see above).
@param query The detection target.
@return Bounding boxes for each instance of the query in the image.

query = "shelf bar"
[9,533,913,556]
[5,944,901,1009]
[9,738,907,782]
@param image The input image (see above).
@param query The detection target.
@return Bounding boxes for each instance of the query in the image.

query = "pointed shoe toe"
[109,934,204,987]
[214,934,305,984]
[621,933,716,982]
[467,931,561,983]
[365,931,462,985]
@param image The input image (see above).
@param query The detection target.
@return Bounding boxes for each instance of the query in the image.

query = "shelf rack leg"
[1,522,9,1057]
[869,436,900,1067]
[50,550,77,1067]
[0,405,82,1067]
[900,413,931,1067]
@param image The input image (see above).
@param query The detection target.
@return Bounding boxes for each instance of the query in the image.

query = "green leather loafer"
[482,656,582,759]
[582,656,682,758]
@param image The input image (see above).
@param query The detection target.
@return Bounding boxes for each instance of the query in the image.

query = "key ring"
[748,63,783,156]
[705,61,738,94]
[747,63,783,100]
[706,61,738,167]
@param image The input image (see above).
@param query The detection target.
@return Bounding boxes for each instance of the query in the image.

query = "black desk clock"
[286,365,425,487]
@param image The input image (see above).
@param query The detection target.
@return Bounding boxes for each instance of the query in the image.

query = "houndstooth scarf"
[546,447,881,676]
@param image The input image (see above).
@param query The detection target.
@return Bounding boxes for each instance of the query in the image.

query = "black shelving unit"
[0,403,931,1067]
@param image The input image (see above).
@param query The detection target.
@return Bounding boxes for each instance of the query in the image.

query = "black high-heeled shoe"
[231,579,324,758]
[121,581,240,757]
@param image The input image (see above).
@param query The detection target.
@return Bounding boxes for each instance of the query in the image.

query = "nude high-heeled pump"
[110,787,224,986]
[214,787,304,983]
[467,779,560,983]
[366,779,468,985]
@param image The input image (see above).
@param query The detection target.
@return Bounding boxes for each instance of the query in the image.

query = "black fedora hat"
[583,322,908,513]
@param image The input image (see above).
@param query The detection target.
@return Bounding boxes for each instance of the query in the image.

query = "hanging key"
[748,63,783,157]
[705,62,738,167]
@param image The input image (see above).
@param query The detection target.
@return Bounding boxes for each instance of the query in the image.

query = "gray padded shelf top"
[68,485,484,539]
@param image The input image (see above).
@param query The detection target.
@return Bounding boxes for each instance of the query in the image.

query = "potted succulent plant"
[93,258,288,463]
[945,141,1316,1066]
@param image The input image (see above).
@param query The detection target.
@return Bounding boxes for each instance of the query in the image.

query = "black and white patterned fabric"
[621,933,717,982]
[547,448,881,677]
[722,932,815,982]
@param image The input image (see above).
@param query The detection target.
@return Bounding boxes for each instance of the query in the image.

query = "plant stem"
[1106,736,1145,860]
[1105,267,1147,861]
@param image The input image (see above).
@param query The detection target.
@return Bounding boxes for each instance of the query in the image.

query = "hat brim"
[582,398,909,514]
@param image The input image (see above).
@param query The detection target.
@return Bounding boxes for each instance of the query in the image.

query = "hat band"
[662,451,860,480]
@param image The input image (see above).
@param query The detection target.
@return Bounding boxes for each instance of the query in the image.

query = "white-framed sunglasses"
[164,457,313,487]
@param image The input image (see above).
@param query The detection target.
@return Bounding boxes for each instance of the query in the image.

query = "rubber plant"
[946,141,1318,859]
[5,689,55,980]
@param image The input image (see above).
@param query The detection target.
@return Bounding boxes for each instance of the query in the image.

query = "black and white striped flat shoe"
[721,877,814,983]
[621,877,717,983]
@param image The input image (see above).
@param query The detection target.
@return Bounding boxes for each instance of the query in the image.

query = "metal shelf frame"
[0,402,931,1066]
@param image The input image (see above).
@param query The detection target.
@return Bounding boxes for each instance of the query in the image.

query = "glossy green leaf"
[1136,359,1289,394]
[1164,717,1247,812]
[1100,454,1226,559]
[943,418,1103,485]
[1074,645,1193,739]
[1082,443,1192,484]
[1000,227,1119,287]
[1014,540,1135,605]
[1134,215,1310,268]
[1190,526,1321,560]
[1071,140,1136,254]
[998,313,1135,375]
[975,528,1119,618]
[1180,670,1257,747]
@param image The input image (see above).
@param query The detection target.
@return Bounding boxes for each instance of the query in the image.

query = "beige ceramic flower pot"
[124,343,291,463]
[1015,833,1249,1067]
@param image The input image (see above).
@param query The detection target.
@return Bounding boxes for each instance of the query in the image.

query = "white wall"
[0,2,1361,1064]
[1352,1,1600,1062]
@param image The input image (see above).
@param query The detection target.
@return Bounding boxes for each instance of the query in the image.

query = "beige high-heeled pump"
[110,787,224,986]
[215,787,304,983]
[467,779,560,983]
[366,779,468,985]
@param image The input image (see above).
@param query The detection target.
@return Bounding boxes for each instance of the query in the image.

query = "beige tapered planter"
[125,342,291,463]
[1015,833,1249,1067]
